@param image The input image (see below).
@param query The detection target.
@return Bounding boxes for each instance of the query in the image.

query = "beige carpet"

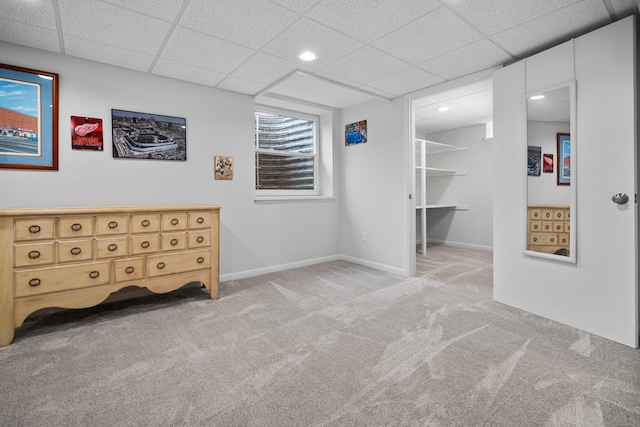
[1,244,638,426]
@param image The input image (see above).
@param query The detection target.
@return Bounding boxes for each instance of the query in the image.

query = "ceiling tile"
[58,0,171,55]
[319,47,410,85]
[217,76,267,95]
[0,19,61,53]
[441,0,580,35]
[64,35,154,72]
[262,18,364,70]
[180,0,299,49]
[100,0,186,21]
[427,79,492,102]
[307,0,440,43]
[232,53,299,84]
[492,0,611,57]
[372,7,484,64]
[0,0,57,30]
[367,67,445,96]
[445,92,493,119]
[418,39,512,80]
[269,0,321,14]
[152,59,227,87]
[162,27,256,74]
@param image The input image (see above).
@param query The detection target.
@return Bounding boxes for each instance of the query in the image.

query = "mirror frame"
[523,81,577,263]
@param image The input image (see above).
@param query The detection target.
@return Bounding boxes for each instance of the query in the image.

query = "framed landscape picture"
[0,63,58,170]
[557,133,570,185]
[112,109,186,161]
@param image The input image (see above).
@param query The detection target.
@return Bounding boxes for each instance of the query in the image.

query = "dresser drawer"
[528,209,542,220]
[162,212,187,231]
[96,237,128,258]
[114,257,145,282]
[58,216,93,239]
[552,209,566,220]
[58,239,94,263]
[529,233,558,246]
[188,212,211,229]
[564,222,570,233]
[552,221,565,232]
[96,214,129,235]
[541,209,554,220]
[14,218,55,241]
[131,234,159,255]
[558,234,569,246]
[529,221,541,232]
[161,232,187,251]
[148,250,210,277]
[541,222,553,232]
[188,230,210,248]
[131,214,160,233]
[14,242,55,267]
[15,261,111,297]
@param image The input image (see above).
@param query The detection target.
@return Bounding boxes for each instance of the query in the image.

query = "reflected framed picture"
[0,63,58,170]
[543,153,553,173]
[557,133,570,185]
[527,146,541,176]
[215,156,233,180]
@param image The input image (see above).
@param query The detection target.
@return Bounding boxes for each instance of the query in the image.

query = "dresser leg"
[0,312,15,347]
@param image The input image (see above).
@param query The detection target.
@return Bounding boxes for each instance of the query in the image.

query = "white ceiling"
[1,0,638,132]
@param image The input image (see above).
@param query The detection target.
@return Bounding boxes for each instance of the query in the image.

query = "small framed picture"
[215,156,233,180]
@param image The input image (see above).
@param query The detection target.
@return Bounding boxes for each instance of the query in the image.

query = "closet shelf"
[416,138,468,154]
[424,167,467,176]
[416,204,469,211]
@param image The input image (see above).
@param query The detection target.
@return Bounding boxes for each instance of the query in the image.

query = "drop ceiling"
[1,0,638,130]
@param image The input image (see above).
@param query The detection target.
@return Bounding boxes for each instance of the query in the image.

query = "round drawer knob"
[157,262,166,269]
[141,219,150,227]
[125,266,135,274]
[170,238,179,246]
[197,257,205,264]
[171,218,179,225]
[197,236,204,243]
[108,221,118,229]
[534,213,538,217]
[89,271,100,279]
[533,225,538,230]
[29,225,41,234]
[141,241,150,249]
[550,238,555,243]
[197,217,204,224]
[71,223,82,231]
[108,243,118,252]
[29,278,41,287]
[28,250,41,259]
[533,237,538,242]
[70,247,82,255]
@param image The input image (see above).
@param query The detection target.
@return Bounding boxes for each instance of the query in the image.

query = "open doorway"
[409,77,494,274]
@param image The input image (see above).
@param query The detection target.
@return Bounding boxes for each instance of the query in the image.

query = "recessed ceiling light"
[436,106,449,112]
[530,95,545,100]
[299,51,317,61]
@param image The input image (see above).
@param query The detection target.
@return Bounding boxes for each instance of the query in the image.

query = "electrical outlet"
[362,232,367,242]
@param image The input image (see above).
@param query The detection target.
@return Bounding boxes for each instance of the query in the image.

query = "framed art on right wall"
[557,133,570,186]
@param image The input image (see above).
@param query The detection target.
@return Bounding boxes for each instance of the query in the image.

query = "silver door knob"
[612,193,629,204]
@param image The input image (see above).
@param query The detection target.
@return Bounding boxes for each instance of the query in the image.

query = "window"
[255,109,318,195]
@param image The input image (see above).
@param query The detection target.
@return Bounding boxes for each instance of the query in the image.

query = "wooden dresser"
[0,205,220,346]
[527,205,570,254]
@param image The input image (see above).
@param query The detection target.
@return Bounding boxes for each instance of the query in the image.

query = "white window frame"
[255,106,320,197]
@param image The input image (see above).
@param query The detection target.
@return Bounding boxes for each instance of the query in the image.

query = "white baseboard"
[338,254,407,276]
[426,239,493,252]
[220,255,340,282]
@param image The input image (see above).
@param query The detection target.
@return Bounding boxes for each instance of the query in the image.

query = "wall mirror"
[524,82,576,263]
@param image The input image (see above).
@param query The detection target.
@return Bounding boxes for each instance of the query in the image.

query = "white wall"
[493,17,638,347]
[339,98,407,275]
[0,42,340,281]
[422,124,493,249]
[527,121,571,205]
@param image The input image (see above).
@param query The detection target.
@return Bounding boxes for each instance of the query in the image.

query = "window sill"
[254,195,336,204]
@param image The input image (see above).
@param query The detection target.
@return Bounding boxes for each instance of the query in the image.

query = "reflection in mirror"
[525,84,575,262]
